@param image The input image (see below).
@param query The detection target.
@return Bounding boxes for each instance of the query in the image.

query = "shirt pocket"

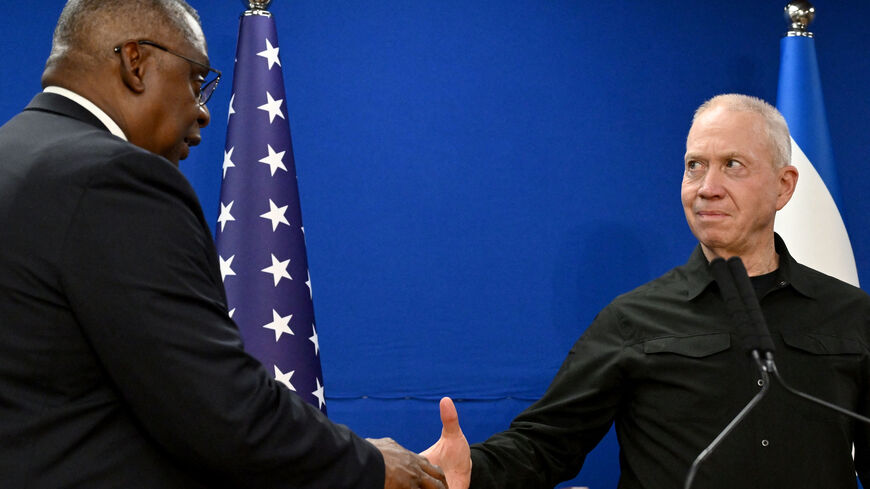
[638,332,735,421]
[778,331,864,416]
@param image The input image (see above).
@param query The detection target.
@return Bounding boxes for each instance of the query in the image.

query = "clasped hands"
[372,397,472,489]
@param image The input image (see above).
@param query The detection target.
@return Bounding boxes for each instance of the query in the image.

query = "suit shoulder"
[1,104,188,189]
[0,110,206,239]
[13,120,197,205]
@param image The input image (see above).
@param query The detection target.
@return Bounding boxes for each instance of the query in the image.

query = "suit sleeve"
[469,305,628,489]
[58,152,384,489]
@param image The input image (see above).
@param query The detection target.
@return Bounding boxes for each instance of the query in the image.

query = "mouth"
[695,210,729,220]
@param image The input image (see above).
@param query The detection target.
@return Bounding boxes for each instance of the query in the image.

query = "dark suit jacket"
[0,92,383,488]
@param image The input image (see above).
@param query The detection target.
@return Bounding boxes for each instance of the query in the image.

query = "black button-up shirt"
[470,235,870,488]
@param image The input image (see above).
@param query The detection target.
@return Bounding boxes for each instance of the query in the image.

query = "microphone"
[725,257,776,355]
[709,258,755,354]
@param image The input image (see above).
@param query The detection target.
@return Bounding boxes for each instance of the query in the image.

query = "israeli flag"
[775,32,859,287]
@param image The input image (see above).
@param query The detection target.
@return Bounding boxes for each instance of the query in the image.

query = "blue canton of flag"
[215,9,326,412]
[774,10,859,287]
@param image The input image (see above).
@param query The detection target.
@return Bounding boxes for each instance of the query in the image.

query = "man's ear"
[775,164,799,211]
[116,42,147,94]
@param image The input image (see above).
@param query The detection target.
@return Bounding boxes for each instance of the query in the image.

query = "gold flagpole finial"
[784,1,815,38]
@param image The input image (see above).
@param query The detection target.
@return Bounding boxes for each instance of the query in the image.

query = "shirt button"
[757,379,764,387]
[761,439,770,447]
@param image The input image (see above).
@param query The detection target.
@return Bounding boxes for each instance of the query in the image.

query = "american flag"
[215,8,326,413]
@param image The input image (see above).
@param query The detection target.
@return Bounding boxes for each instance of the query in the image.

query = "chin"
[161,155,181,167]
[163,147,187,167]
[693,230,732,251]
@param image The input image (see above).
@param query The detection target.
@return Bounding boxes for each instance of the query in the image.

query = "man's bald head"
[44,0,201,79]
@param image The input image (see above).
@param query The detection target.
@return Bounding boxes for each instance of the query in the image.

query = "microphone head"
[726,256,776,354]
[725,256,747,275]
[710,257,728,276]
[710,257,752,345]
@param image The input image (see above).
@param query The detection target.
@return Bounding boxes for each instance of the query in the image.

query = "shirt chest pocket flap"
[643,332,731,357]
[780,332,863,355]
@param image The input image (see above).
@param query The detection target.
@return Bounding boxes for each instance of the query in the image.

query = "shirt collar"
[43,86,127,141]
[771,233,815,298]
[683,245,714,300]
[683,233,816,301]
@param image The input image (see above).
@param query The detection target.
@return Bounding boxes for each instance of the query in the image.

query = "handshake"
[373,398,472,489]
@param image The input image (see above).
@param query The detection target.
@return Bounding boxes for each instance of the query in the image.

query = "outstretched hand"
[421,397,472,489]
[369,437,447,489]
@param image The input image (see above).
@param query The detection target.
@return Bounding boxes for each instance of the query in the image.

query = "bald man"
[0,1,446,488]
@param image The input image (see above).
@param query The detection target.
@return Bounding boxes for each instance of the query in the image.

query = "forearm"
[467,307,627,488]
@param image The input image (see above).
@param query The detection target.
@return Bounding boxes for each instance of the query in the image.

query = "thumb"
[439,397,463,438]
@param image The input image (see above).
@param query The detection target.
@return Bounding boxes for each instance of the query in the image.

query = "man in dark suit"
[0,1,446,488]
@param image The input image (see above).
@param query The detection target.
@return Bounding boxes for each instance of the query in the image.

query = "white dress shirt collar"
[43,86,128,141]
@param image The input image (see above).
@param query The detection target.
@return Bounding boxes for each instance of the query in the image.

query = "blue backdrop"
[3,1,869,487]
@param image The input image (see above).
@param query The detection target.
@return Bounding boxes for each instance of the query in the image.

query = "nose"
[197,103,211,129]
[697,168,725,199]
[185,104,210,148]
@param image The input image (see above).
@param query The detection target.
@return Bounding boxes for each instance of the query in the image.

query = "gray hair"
[692,93,792,168]
[47,0,201,71]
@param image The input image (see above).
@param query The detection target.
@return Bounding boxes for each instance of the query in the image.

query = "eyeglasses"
[113,40,221,106]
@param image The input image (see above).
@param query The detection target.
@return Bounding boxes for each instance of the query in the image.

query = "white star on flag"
[228,308,235,318]
[261,254,292,286]
[257,38,281,70]
[305,269,312,299]
[260,199,290,231]
[262,309,293,341]
[219,254,236,281]
[274,365,295,391]
[309,324,320,355]
[222,147,235,179]
[257,91,285,123]
[227,94,235,121]
[312,378,326,410]
[258,144,287,176]
[217,201,236,232]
